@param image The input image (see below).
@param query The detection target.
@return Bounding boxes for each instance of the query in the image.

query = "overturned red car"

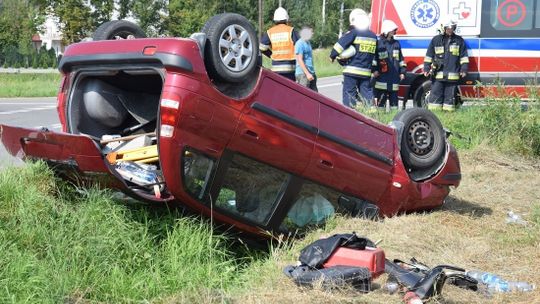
[0,14,460,239]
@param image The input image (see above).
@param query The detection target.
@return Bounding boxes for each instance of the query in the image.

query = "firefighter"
[330,9,379,109]
[374,20,406,111]
[259,7,299,81]
[423,18,469,112]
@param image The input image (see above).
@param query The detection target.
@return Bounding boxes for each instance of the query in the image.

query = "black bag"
[284,265,372,292]
[298,233,375,269]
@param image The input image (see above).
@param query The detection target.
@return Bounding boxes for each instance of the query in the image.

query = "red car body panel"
[1,37,461,238]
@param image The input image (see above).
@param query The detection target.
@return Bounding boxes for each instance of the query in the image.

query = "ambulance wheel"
[413,81,431,108]
[393,108,446,170]
[93,20,146,40]
[202,13,260,83]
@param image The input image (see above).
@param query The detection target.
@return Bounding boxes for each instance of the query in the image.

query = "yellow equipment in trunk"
[107,145,158,164]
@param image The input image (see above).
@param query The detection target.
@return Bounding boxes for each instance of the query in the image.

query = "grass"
[0,73,61,98]
[235,146,540,303]
[0,162,254,303]
[1,148,539,303]
[262,47,343,78]
[356,99,540,158]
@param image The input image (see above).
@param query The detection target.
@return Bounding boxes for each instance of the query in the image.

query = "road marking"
[0,105,57,115]
[33,123,62,130]
[318,82,341,88]
[0,102,56,105]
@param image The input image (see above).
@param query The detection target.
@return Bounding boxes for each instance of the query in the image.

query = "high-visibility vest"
[267,24,295,62]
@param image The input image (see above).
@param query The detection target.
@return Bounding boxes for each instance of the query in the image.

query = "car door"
[0,125,164,199]
[227,72,319,176]
[302,104,394,203]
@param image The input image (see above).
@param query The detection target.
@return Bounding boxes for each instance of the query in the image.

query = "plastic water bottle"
[507,281,536,292]
[466,271,535,293]
[115,161,158,186]
[506,211,527,225]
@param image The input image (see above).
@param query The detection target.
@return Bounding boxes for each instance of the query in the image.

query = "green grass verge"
[0,73,61,98]
[262,47,342,78]
[356,100,540,158]
[0,162,255,302]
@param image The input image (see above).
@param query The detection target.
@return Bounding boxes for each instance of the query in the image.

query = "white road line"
[0,105,57,115]
[0,102,56,105]
[318,82,341,88]
[33,123,62,129]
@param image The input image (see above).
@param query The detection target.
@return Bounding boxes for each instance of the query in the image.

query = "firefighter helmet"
[440,17,458,32]
[381,20,398,36]
[273,7,289,22]
[349,9,370,30]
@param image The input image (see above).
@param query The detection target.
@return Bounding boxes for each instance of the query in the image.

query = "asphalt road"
[0,76,346,166]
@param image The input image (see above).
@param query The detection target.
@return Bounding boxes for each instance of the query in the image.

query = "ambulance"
[370,0,540,106]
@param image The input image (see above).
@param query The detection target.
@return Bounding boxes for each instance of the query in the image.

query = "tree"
[130,0,167,36]
[48,0,93,44]
[167,0,219,37]
[90,0,115,26]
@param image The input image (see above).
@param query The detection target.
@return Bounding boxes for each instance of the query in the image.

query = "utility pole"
[259,0,263,38]
[339,1,344,38]
[322,0,326,27]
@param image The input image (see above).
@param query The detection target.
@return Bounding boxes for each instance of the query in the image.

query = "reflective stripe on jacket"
[423,33,469,82]
[259,24,296,72]
[330,28,379,79]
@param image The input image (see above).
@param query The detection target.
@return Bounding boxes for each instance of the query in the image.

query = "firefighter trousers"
[343,76,373,108]
[374,89,398,108]
[428,80,457,111]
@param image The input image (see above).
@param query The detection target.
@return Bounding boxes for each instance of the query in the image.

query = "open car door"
[0,125,172,202]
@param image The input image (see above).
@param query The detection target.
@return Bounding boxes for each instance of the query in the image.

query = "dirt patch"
[234,146,540,303]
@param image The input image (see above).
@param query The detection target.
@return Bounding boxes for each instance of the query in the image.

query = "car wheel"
[93,20,146,41]
[201,13,260,83]
[413,80,431,108]
[393,108,446,170]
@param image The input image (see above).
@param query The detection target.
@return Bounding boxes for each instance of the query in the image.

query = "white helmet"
[440,17,458,31]
[273,7,289,22]
[349,9,370,30]
[381,20,398,35]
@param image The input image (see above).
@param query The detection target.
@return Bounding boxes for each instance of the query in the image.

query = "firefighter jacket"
[423,33,469,82]
[330,28,379,79]
[374,36,406,92]
[259,24,299,73]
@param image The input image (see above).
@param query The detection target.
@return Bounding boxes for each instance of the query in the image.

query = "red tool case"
[323,247,386,278]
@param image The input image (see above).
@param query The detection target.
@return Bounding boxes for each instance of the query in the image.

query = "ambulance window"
[490,0,534,31]
[215,154,289,226]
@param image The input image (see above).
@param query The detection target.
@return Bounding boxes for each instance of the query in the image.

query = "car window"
[281,181,378,233]
[182,149,215,200]
[215,154,289,226]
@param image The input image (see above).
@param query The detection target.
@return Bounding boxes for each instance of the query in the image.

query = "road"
[0,76,346,165]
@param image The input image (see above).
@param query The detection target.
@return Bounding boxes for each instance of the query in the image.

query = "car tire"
[201,13,260,83]
[393,108,446,170]
[413,80,431,108]
[93,20,146,41]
